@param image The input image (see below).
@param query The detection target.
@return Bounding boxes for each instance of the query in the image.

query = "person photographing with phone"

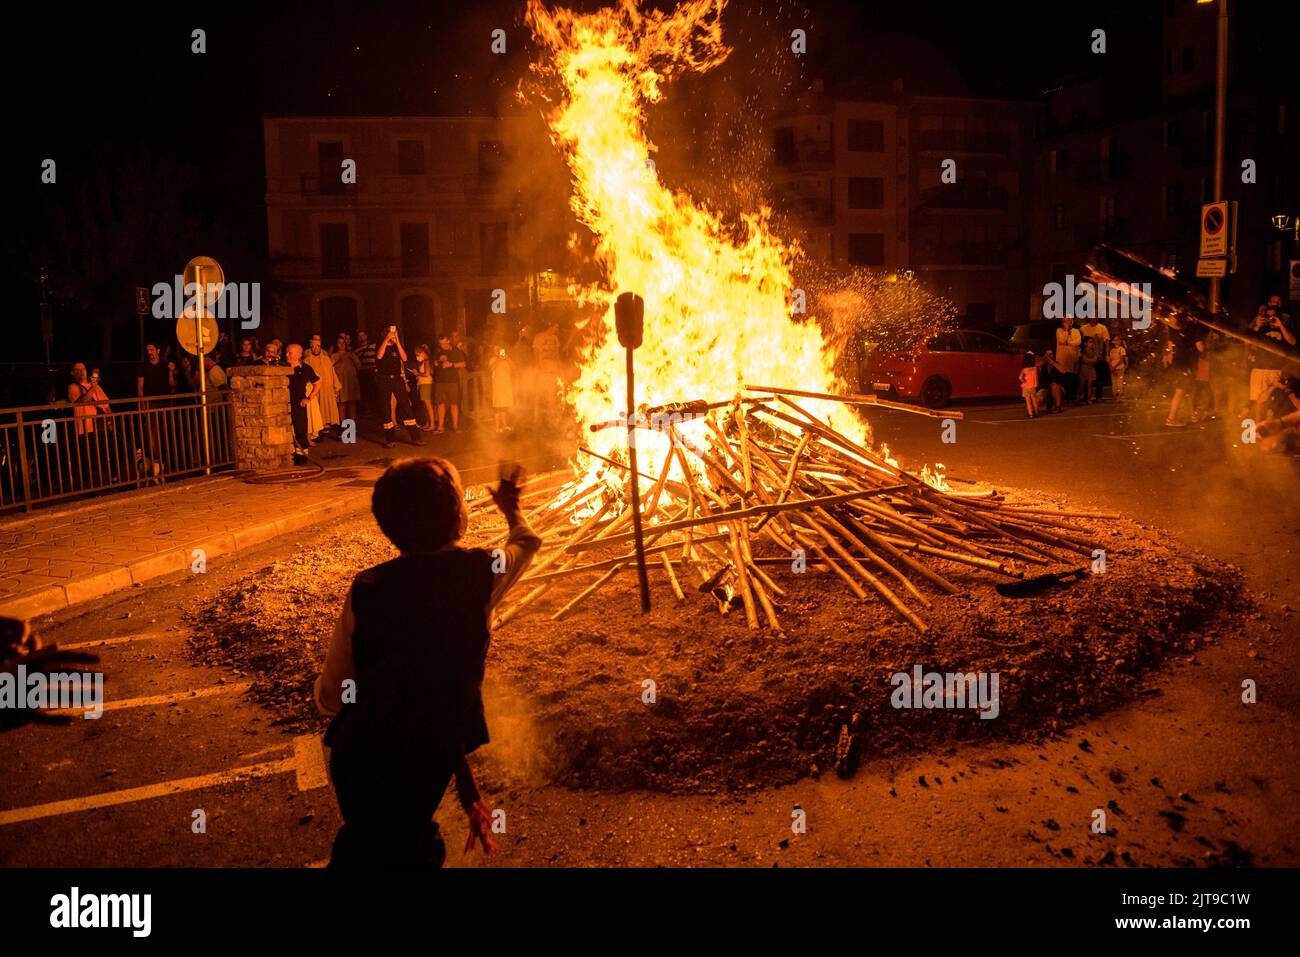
[314,458,542,867]
[375,325,423,448]
[433,334,467,433]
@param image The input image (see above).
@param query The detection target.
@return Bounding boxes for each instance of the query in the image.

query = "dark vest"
[325,549,496,759]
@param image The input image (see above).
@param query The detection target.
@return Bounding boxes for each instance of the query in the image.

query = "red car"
[866,329,1025,408]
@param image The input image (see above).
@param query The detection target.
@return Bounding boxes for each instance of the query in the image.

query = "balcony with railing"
[773,138,834,170]
[272,254,486,282]
[771,182,834,225]
[1073,218,1130,247]
[267,173,507,203]
[917,129,1010,154]
[917,184,1009,211]
[1077,152,1135,186]
[912,241,1013,266]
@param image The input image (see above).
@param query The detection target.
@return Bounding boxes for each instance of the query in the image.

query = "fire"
[525,0,867,492]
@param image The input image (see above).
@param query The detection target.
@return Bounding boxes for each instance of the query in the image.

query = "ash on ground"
[187,492,1249,794]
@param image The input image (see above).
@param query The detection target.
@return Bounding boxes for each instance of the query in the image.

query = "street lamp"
[1198,0,1229,314]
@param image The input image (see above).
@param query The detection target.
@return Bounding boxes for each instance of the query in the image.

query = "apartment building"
[769,83,1034,327]
[908,95,1036,326]
[768,85,908,271]
[261,114,547,347]
[1029,0,1295,320]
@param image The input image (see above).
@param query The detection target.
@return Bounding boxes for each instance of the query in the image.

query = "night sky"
[2,0,1282,363]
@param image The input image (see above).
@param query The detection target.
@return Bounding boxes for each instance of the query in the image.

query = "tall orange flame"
[526,0,867,490]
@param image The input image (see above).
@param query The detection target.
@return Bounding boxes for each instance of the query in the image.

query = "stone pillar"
[228,365,294,471]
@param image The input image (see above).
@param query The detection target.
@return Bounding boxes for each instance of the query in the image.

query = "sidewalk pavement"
[0,462,384,621]
[0,421,570,621]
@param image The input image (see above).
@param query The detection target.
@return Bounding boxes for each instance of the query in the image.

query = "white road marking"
[969,409,1152,425]
[294,734,330,792]
[0,735,328,827]
[60,631,174,651]
[47,681,252,715]
[1095,429,1205,440]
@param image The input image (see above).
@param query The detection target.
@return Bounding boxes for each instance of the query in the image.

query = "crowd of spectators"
[1018,294,1297,453]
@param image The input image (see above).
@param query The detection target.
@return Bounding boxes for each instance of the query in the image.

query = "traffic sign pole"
[1208,0,1228,314]
[195,264,211,476]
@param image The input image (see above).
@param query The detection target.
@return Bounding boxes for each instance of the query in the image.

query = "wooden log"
[521,532,730,584]
[875,534,1019,575]
[802,511,928,633]
[754,431,809,533]
[564,485,908,554]
[728,524,759,629]
[551,563,626,621]
[745,558,787,598]
[661,553,686,602]
[814,506,932,610]
[744,383,964,420]
[836,510,960,595]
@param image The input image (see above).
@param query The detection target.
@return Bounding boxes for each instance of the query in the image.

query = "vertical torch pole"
[616,292,652,613]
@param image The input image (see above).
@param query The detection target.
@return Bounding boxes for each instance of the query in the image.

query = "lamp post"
[1199,0,1229,314]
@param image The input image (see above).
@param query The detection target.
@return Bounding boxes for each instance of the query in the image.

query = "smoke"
[481,674,557,786]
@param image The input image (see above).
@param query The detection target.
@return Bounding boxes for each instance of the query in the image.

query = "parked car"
[1007,320,1060,358]
[866,329,1024,407]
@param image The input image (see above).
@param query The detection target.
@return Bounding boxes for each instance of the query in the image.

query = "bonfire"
[488,0,1099,631]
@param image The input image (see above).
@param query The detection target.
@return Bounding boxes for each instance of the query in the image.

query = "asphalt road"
[2,394,1296,868]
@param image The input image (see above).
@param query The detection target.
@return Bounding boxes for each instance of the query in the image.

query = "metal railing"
[0,391,235,514]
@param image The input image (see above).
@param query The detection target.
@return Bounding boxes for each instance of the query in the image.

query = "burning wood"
[491,388,1100,635]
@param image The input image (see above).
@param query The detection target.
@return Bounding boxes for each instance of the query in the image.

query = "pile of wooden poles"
[473,385,1102,635]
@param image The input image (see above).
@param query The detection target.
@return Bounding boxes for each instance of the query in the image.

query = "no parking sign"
[1199,201,1237,262]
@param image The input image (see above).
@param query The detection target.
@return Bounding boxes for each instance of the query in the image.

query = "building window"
[1052,204,1066,231]
[478,140,505,188]
[1102,195,1118,228]
[1163,119,1183,146]
[320,224,350,278]
[847,119,884,152]
[318,141,345,196]
[1164,184,1183,215]
[772,126,796,164]
[847,232,884,266]
[397,140,425,175]
[847,176,884,209]
[400,223,430,276]
[1050,148,1069,173]
[479,222,508,276]
[1181,46,1195,72]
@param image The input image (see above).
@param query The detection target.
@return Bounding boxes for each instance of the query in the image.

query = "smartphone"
[498,349,506,357]
[389,325,397,333]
